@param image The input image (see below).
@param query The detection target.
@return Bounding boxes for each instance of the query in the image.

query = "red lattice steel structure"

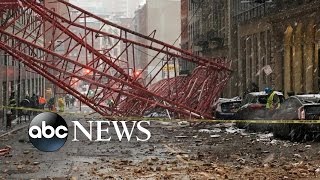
[0,0,231,119]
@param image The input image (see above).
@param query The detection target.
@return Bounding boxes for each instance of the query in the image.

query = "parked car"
[235,91,285,131]
[144,112,169,118]
[212,97,241,119]
[272,94,320,141]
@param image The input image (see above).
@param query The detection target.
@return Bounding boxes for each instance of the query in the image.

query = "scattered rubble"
[257,133,274,142]
[225,127,244,134]
[23,150,30,154]
[199,128,222,133]
[1,121,320,179]
[0,145,11,156]
[178,121,190,126]
[210,135,221,138]
[293,154,302,158]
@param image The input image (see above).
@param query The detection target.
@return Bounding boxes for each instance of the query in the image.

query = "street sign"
[162,64,176,71]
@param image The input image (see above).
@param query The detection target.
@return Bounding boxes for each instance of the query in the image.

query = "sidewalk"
[0,116,32,138]
[0,106,85,137]
[0,117,29,156]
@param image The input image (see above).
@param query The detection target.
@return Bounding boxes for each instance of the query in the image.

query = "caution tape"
[0,106,93,116]
[1,106,320,124]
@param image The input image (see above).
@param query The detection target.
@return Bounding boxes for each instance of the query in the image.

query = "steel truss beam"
[0,0,232,119]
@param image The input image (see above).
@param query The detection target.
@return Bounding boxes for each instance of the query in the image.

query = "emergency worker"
[39,96,47,109]
[265,88,280,110]
[7,92,17,128]
[58,97,65,112]
[48,97,55,111]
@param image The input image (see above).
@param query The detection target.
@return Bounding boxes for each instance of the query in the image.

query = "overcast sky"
[69,0,146,18]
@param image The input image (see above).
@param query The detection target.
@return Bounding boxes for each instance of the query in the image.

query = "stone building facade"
[182,0,320,98]
[232,0,320,97]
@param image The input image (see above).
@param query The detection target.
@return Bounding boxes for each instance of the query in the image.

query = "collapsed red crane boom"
[0,0,231,119]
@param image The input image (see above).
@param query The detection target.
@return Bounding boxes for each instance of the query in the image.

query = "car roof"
[248,91,283,96]
[217,97,241,103]
[213,97,241,107]
[295,94,320,98]
[293,94,320,104]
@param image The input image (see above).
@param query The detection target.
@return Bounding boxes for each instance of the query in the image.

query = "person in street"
[31,93,38,106]
[7,92,17,128]
[65,94,70,108]
[19,96,32,122]
[21,96,31,108]
[265,87,280,110]
[58,97,65,112]
[8,92,17,113]
[31,93,39,115]
[70,96,76,107]
[48,97,55,111]
[38,95,47,110]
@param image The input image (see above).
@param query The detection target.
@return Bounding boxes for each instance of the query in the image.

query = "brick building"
[0,8,46,124]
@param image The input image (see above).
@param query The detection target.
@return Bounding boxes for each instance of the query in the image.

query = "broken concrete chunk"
[199,128,222,133]
[210,135,221,138]
[293,154,302,158]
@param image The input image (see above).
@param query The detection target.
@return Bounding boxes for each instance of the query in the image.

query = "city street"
[1,115,320,179]
[1,0,320,179]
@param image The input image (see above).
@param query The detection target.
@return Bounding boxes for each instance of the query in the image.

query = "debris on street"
[0,145,11,156]
[1,119,320,179]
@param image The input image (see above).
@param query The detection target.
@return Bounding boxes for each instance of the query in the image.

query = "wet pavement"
[1,116,320,179]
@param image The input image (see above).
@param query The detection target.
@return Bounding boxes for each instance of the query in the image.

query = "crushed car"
[272,94,320,141]
[235,91,285,120]
[235,91,285,131]
[212,97,241,119]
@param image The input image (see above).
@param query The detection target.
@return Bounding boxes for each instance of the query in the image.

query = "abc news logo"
[29,112,151,152]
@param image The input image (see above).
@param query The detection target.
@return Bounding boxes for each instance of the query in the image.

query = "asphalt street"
[1,115,320,179]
